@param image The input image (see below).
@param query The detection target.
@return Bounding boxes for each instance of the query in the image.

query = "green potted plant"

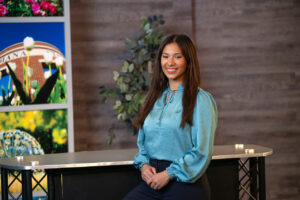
[99,15,165,144]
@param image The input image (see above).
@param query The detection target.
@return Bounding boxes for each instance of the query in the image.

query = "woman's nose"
[168,57,175,65]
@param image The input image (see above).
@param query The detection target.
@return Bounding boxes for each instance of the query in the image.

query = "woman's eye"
[162,55,168,59]
[174,54,183,58]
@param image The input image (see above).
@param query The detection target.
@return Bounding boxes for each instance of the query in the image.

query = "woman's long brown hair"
[134,34,201,128]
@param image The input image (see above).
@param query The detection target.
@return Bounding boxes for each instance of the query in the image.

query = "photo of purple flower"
[0,0,63,17]
[0,3,8,16]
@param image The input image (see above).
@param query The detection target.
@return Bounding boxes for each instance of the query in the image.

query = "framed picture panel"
[0,0,73,152]
[0,22,67,105]
[0,109,68,156]
[0,1,73,198]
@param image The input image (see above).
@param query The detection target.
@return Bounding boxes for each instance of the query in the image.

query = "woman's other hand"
[141,164,157,183]
[149,170,170,190]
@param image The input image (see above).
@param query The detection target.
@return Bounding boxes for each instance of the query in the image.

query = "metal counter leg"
[1,168,8,200]
[258,157,266,200]
[249,158,258,199]
[22,170,33,200]
[47,172,55,200]
[46,170,63,200]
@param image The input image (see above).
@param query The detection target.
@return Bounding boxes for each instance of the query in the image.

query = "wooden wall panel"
[195,0,300,199]
[70,0,300,199]
[70,0,192,151]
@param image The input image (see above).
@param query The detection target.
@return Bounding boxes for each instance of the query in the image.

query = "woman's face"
[161,42,187,85]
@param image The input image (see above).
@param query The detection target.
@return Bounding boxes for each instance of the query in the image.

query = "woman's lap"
[123,182,160,200]
[123,159,210,200]
[123,178,209,200]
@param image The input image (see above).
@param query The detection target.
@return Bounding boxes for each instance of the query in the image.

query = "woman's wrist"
[140,163,149,170]
[166,167,175,180]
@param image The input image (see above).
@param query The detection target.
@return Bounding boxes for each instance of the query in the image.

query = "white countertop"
[0,144,273,170]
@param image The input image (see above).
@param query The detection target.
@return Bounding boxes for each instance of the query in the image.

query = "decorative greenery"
[99,15,165,144]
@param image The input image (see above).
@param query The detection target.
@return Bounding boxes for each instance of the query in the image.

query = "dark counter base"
[46,159,239,200]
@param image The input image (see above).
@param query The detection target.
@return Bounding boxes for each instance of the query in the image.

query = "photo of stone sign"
[0,22,67,106]
[0,0,64,17]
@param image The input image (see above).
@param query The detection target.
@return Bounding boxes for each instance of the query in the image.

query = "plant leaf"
[53,81,60,102]
[1,86,6,105]
[144,23,150,31]
[128,63,134,72]
[3,91,15,106]
[99,90,106,95]
[33,71,59,104]
[101,97,107,104]
[6,62,31,104]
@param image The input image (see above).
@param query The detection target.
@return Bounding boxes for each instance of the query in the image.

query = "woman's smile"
[165,68,177,74]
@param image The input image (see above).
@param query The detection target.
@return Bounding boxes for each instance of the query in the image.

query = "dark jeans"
[123,159,211,200]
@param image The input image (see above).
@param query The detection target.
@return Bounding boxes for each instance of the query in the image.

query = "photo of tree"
[0,22,67,106]
[0,0,64,17]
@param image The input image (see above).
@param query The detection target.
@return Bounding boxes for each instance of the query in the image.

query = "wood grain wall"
[70,0,193,151]
[70,0,300,199]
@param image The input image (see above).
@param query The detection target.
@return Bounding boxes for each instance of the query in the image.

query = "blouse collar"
[167,83,184,92]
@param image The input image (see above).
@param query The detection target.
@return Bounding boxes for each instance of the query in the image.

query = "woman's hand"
[141,164,157,183]
[149,170,170,190]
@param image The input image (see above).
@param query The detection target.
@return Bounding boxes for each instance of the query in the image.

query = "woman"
[123,34,218,200]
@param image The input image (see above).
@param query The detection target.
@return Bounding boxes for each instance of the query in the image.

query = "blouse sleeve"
[133,128,150,170]
[166,90,218,183]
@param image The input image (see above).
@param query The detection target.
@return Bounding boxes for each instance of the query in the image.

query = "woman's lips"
[166,68,177,74]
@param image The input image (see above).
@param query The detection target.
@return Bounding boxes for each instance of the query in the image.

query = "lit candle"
[16,156,24,162]
[235,144,244,149]
[245,149,255,154]
[30,161,39,166]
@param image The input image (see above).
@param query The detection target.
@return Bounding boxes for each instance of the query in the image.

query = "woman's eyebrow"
[162,52,182,55]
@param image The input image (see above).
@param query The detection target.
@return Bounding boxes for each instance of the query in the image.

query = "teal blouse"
[133,84,218,183]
